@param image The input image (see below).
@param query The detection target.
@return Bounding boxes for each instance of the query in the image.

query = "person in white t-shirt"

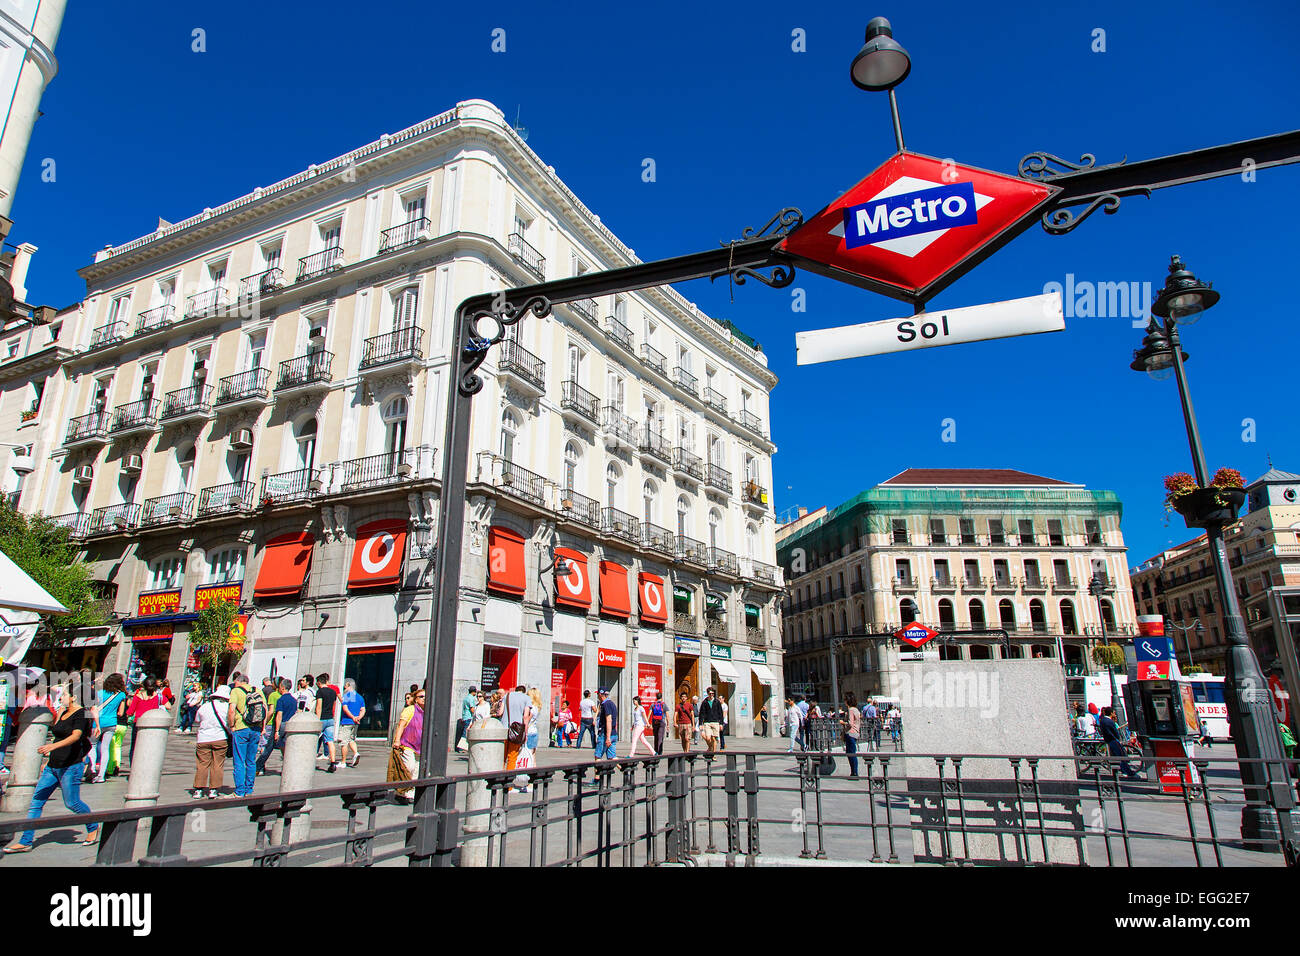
[576,690,598,749]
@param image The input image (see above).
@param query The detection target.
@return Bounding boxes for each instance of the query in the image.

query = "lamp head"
[851,17,912,91]
[1151,255,1219,324]
[1130,318,1188,380]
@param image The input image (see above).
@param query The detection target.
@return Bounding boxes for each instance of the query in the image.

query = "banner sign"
[710,644,732,660]
[750,649,767,663]
[675,638,701,655]
[130,622,173,641]
[195,582,242,611]
[637,663,662,705]
[597,647,626,668]
[137,589,181,618]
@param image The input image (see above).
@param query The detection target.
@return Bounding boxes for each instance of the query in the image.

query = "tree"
[191,596,239,690]
[0,506,105,638]
[1091,643,1125,670]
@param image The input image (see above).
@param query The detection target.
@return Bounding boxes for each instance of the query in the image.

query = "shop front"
[709,642,739,733]
[26,631,116,675]
[674,636,702,701]
[749,648,777,738]
[481,644,518,694]
[344,645,396,737]
[551,651,582,721]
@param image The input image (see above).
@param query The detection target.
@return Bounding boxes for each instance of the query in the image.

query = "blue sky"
[12,0,1300,563]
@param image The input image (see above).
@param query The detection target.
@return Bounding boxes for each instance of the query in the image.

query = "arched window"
[147,554,184,590]
[176,443,196,494]
[938,598,955,628]
[969,599,986,629]
[296,418,318,471]
[205,546,246,584]
[606,462,622,508]
[1060,599,1078,635]
[677,495,690,538]
[564,441,581,492]
[1029,599,1047,633]
[500,409,521,463]
[642,479,657,525]
[1100,599,1116,635]
[900,599,918,625]
[839,609,848,634]
[969,644,994,660]
[382,397,408,455]
[745,522,758,558]
[998,599,1016,630]
[708,508,722,549]
[856,604,867,630]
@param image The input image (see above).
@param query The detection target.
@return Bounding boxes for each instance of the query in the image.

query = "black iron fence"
[362,327,423,368]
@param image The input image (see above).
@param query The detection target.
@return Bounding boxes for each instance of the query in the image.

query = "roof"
[880,468,1079,488]
[1251,468,1300,484]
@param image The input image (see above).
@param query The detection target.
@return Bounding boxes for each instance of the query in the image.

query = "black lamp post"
[1088,574,1125,726]
[851,16,911,151]
[1132,255,1296,852]
[1164,617,1205,673]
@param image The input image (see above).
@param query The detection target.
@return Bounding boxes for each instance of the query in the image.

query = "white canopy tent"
[0,549,68,663]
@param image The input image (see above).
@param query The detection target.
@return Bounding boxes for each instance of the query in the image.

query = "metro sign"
[780,152,1059,305]
[896,622,938,648]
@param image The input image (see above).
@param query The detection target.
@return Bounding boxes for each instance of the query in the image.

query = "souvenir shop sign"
[195,582,242,611]
[137,589,181,617]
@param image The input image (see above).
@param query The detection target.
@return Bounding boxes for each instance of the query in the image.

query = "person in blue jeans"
[575,690,597,749]
[5,677,99,853]
[227,672,263,797]
[256,678,296,775]
[594,688,619,760]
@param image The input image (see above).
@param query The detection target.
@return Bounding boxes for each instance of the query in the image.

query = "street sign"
[779,152,1059,305]
[895,622,938,648]
[1134,636,1175,663]
[796,291,1063,365]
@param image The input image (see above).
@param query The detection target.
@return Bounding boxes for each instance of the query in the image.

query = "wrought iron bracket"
[1039,188,1152,235]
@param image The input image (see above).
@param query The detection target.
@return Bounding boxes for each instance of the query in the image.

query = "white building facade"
[0,0,64,217]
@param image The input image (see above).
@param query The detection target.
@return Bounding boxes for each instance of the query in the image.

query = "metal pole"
[887,89,905,152]
[829,639,841,716]
[1165,320,1295,852]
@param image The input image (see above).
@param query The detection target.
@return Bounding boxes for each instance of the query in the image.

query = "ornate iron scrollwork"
[457,293,552,396]
[728,262,797,289]
[1018,151,1127,180]
[1040,188,1151,235]
[739,206,804,240]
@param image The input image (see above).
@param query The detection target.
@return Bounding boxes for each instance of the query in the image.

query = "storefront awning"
[554,547,591,611]
[122,613,198,628]
[638,572,667,626]
[751,663,776,684]
[349,520,408,591]
[0,549,67,615]
[711,659,740,682]
[253,531,315,599]
[486,526,525,597]
[599,561,630,619]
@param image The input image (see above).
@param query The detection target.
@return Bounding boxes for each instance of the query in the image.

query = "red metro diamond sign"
[779,152,1059,305]
[896,622,939,648]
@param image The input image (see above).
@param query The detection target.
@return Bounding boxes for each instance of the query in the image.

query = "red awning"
[554,547,591,610]
[487,526,525,597]
[599,560,630,619]
[253,531,314,599]
[348,519,408,590]
[638,572,667,626]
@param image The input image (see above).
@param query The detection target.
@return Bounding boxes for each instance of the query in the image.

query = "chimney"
[9,242,35,302]
[797,506,807,518]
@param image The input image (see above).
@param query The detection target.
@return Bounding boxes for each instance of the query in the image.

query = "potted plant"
[261,494,275,508]
[20,405,38,422]
[1165,467,1246,528]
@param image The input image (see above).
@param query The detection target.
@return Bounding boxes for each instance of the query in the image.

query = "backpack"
[242,688,267,729]
[651,700,665,720]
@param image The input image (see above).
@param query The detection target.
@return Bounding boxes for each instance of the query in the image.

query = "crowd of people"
[783,695,903,778]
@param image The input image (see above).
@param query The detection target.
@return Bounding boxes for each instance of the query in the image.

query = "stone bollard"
[275,712,322,844]
[461,719,506,867]
[1,708,52,812]
[124,709,173,809]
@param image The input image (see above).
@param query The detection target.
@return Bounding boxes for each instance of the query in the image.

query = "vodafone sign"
[597,647,626,668]
[348,520,408,590]
[554,547,591,611]
[638,572,667,626]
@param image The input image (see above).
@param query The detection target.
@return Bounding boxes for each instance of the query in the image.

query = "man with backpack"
[227,672,266,797]
[649,694,667,755]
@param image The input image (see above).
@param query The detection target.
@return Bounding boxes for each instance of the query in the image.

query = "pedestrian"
[526,687,544,753]
[1279,720,1297,760]
[314,672,342,773]
[502,684,532,771]
[575,689,597,748]
[759,699,769,738]
[489,689,505,721]
[841,691,861,778]
[649,694,666,754]
[158,678,176,712]
[887,704,902,748]
[627,696,655,757]
[295,675,316,712]
[191,684,232,798]
[1098,706,1140,779]
[555,699,574,746]
[472,691,489,724]
[719,695,729,751]
[595,688,619,760]
[227,672,265,797]
[123,678,163,769]
[697,686,724,754]
[388,687,424,802]
[4,675,99,854]
[786,698,803,752]
[675,692,694,752]
[256,678,297,776]
[690,695,700,745]
[456,685,477,752]
[181,684,202,733]
[1075,702,1098,738]
[89,673,127,784]
[339,678,366,768]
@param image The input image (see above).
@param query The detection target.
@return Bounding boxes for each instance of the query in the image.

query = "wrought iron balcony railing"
[215,367,271,405]
[89,502,141,534]
[992,576,1021,593]
[932,575,957,591]
[498,339,545,390]
[561,381,601,425]
[570,297,598,323]
[141,492,195,527]
[741,481,768,508]
[135,305,176,335]
[508,233,544,279]
[378,216,430,254]
[604,316,634,354]
[277,351,334,390]
[185,287,228,317]
[65,411,110,444]
[297,245,345,282]
[672,447,704,481]
[638,427,671,463]
[747,560,778,584]
[640,342,665,374]
[1023,577,1049,592]
[736,409,766,439]
[197,481,255,516]
[240,267,286,298]
[89,321,128,349]
[50,512,90,538]
[361,328,423,369]
[558,489,601,529]
[601,406,638,446]
[702,386,728,414]
[337,448,419,492]
[676,535,709,566]
[706,463,732,495]
[642,522,675,556]
[746,625,764,645]
[672,366,698,396]
[962,575,989,591]
[602,507,641,544]
[674,611,700,635]
[110,399,160,433]
[261,468,323,504]
[161,385,213,420]
[498,460,546,505]
[1053,576,1079,592]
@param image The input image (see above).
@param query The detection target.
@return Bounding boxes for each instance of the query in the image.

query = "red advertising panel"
[1151,738,1201,795]
[481,645,518,692]
[1137,660,1172,681]
[194,582,242,611]
[638,572,667,626]
[598,561,630,619]
[253,531,315,599]
[348,520,408,590]
[137,589,181,617]
[1137,615,1165,637]
[637,662,662,706]
[486,526,525,597]
[597,647,626,668]
[554,547,591,610]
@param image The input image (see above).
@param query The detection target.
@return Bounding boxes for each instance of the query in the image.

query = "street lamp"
[851,16,911,151]
[1132,255,1295,850]
[1164,617,1204,673]
[1088,574,1125,726]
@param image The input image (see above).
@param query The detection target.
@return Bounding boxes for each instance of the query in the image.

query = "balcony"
[641,521,675,557]
[705,618,727,641]
[569,297,598,323]
[735,409,767,440]
[638,426,671,466]
[89,503,141,535]
[261,468,323,505]
[674,611,700,636]
[185,287,228,318]
[498,339,546,394]
[748,560,778,585]
[851,580,866,594]
[560,381,601,426]
[640,342,666,375]
[676,535,709,567]
[604,315,635,356]
[708,546,739,577]
[932,576,957,592]
[508,233,545,279]
[892,577,919,594]
[1052,576,1079,593]
[1022,577,1049,593]
[992,576,1021,593]
[140,492,195,527]
[161,385,213,423]
[741,480,768,512]
[497,460,546,505]
[89,321,128,350]
[215,368,271,408]
[50,512,90,539]
[706,463,732,496]
[961,576,988,592]
[746,626,764,646]
[277,351,334,393]
[65,411,110,447]
[378,216,431,255]
[361,328,423,371]
[135,305,176,336]
[702,386,728,415]
[240,267,285,298]
[558,489,601,529]
[110,399,160,436]
[601,406,638,453]
[672,367,698,397]
[336,448,422,493]
[672,447,704,482]
[602,507,641,544]
[197,481,255,516]
[297,245,345,282]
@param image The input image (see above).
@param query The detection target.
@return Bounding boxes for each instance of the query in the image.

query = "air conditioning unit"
[415,225,432,242]
[73,465,94,484]
[396,461,413,477]
[231,428,254,450]
[122,454,144,474]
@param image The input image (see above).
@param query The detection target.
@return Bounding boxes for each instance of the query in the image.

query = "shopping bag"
[515,746,534,769]
[455,735,468,753]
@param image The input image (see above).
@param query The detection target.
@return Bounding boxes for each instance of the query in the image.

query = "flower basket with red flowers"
[1164,468,1246,529]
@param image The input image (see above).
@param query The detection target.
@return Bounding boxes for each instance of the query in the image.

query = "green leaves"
[1092,643,1125,670]
[0,506,105,639]
[191,596,238,673]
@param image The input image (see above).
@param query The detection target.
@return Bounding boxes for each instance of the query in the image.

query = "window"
[1085,519,1102,545]
[891,519,908,544]
[708,434,723,467]
[295,419,318,471]
[746,523,757,558]
[895,559,912,584]
[207,259,227,289]
[500,409,521,463]
[176,444,196,493]
[998,599,1016,629]
[320,219,342,250]
[934,559,951,585]
[1023,559,1041,585]
[899,599,918,624]
[643,479,656,525]
[107,293,131,327]
[1060,600,1078,634]
[938,599,955,628]
[606,371,625,413]
[394,286,418,329]
[262,241,283,272]
[1048,519,1064,547]
[929,518,947,544]
[156,276,177,308]
[1029,600,1047,632]
[382,397,407,454]
[1053,559,1070,585]
[92,376,112,412]
[206,548,246,584]
[564,441,581,492]
[677,496,690,538]
[989,519,1005,545]
[606,462,622,508]
[403,191,426,222]
[1100,599,1116,634]
[708,508,722,548]
[993,559,1010,584]
[968,599,986,629]
[247,331,266,370]
[1018,519,1035,545]
[960,518,975,544]
[306,314,328,354]
[5,340,16,359]
[963,559,980,584]
[566,344,585,384]
[191,348,210,390]
[139,361,157,403]
[148,555,184,590]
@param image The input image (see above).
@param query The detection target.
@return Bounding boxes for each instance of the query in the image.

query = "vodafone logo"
[348,520,407,589]
[362,531,397,574]
[642,580,663,614]
[560,561,585,595]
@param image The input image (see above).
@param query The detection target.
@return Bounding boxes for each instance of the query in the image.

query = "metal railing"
[638,426,671,463]
[741,481,767,508]
[110,399,159,433]
[1053,576,1079,592]
[198,481,255,515]
[1023,577,1049,592]
[498,460,546,505]
[676,535,709,566]
[673,447,704,481]
[65,411,110,443]
[640,342,665,374]
[642,521,675,556]
[89,321,128,349]
[604,315,634,354]
[561,381,601,425]
[277,351,334,390]
[509,233,545,279]
[672,366,698,396]
[50,512,90,538]
[736,409,766,438]
[89,502,141,534]
[601,406,638,446]
[135,304,176,335]
[932,576,956,591]
[240,267,285,298]
[337,448,418,492]
[706,463,732,495]
[602,507,641,544]
[499,339,545,390]
[141,492,195,526]
[749,560,778,584]
[161,385,213,420]
[215,368,271,405]
[992,576,1021,592]
[570,297,598,323]
[185,287,228,317]
[298,245,344,282]
[708,546,739,576]
[703,386,728,413]
[361,328,423,369]
[674,611,699,635]
[261,468,322,504]
[378,216,430,254]
[558,489,601,529]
